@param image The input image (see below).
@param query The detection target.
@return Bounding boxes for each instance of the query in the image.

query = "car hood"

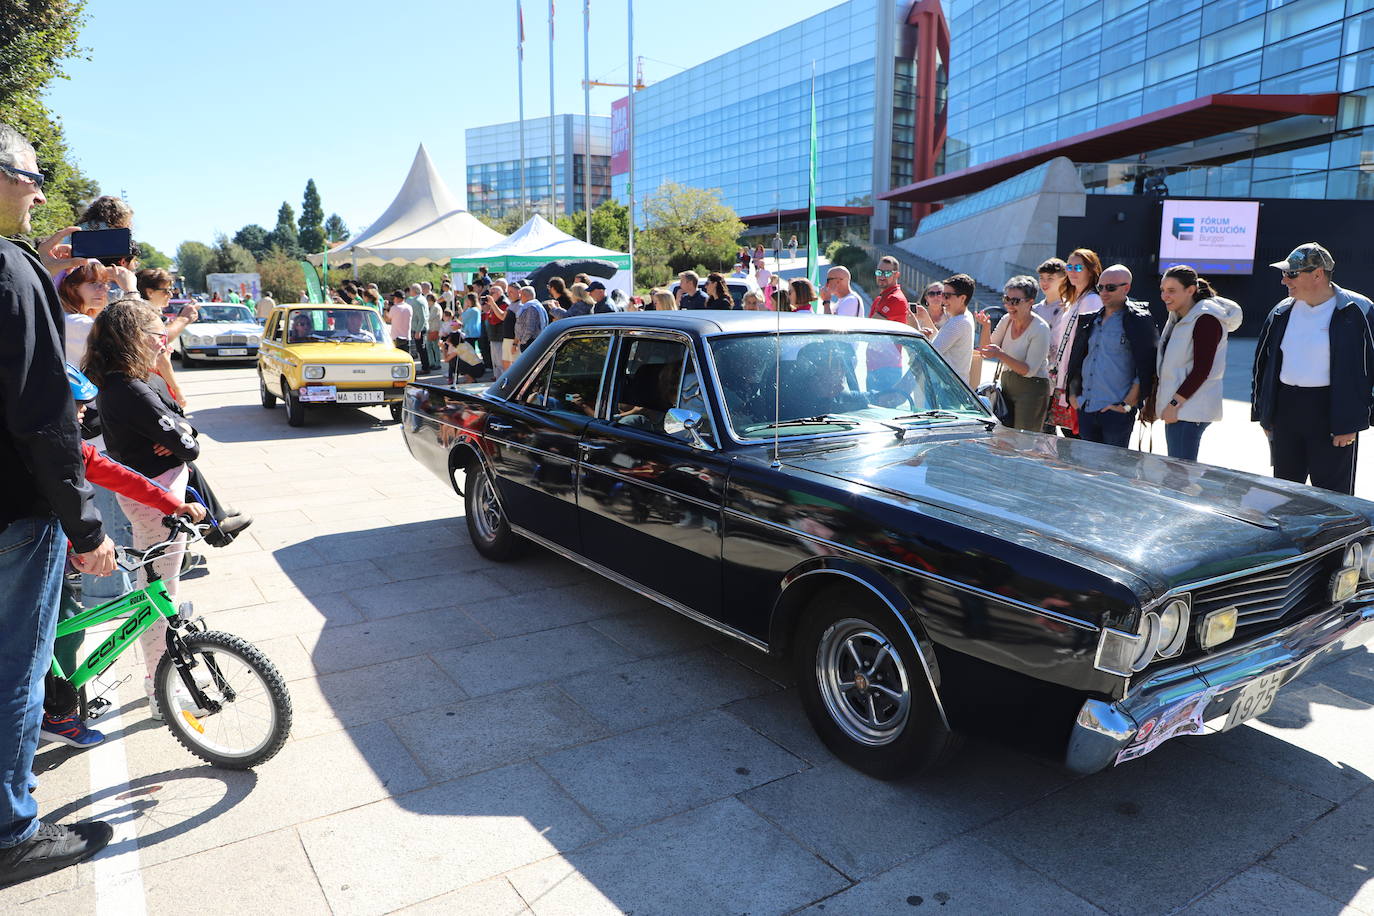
[278,341,409,363]
[187,321,260,336]
[781,426,1371,601]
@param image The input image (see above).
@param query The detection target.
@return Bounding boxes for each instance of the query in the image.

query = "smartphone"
[71,227,132,262]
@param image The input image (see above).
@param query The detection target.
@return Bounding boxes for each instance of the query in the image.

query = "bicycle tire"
[154,630,292,769]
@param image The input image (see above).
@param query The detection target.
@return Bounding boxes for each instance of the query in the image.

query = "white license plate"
[219,347,248,356]
[300,385,336,402]
[1223,671,1284,730]
[336,390,384,404]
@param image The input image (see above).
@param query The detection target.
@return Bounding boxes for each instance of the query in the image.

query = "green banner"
[299,260,324,303]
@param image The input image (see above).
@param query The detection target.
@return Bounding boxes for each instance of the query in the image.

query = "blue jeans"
[82,483,131,600]
[1078,407,1136,448]
[0,517,66,847]
[1164,420,1210,461]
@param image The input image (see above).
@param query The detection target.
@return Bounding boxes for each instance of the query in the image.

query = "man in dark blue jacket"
[0,123,116,886]
[1064,265,1158,448]
[1251,242,1374,495]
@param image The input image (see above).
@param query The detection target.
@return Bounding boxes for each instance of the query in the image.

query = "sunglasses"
[1002,295,1029,304]
[874,269,897,278]
[1064,264,1085,272]
[0,163,45,189]
[144,330,168,343]
[1281,266,1319,279]
[1096,283,1128,293]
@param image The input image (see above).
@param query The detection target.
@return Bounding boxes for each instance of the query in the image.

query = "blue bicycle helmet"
[66,363,98,402]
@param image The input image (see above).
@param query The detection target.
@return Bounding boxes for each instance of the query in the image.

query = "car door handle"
[578,442,607,456]
[488,420,514,432]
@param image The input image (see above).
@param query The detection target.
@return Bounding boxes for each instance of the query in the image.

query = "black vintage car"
[400,311,1374,779]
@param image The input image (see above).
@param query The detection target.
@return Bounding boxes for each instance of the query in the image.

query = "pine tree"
[268,201,299,255]
[298,179,326,253]
[324,213,349,243]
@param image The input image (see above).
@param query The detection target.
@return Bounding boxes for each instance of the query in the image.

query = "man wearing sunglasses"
[1251,243,1374,495]
[0,123,116,884]
[1064,265,1158,448]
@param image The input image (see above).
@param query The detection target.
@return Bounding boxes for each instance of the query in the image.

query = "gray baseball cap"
[1270,242,1334,272]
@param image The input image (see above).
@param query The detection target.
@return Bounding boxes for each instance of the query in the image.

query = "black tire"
[259,373,277,408]
[284,381,305,427]
[464,465,522,561]
[154,630,292,769]
[181,351,198,368]
[389,402,403,422]
[794,588,959,779]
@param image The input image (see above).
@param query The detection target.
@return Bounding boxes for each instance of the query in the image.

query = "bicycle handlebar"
[115,515,207,572]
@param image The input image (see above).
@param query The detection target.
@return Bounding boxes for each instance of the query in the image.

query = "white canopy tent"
[310,144,502,266]
[448,215,631,272]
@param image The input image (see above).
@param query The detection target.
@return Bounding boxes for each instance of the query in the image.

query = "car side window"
[266,313,283,342]
[608,338,715,446]
[520,335,609,419]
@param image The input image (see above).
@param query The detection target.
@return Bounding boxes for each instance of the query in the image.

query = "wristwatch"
[1168,398,1181,407]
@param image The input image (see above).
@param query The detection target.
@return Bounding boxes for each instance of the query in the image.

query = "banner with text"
[610,95,630,176]
[1158,200,1261,275]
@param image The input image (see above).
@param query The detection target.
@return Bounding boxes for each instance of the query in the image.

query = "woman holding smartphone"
[84,299,201,719]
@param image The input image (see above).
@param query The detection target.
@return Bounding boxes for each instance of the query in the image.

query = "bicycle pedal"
[85,697,112,721]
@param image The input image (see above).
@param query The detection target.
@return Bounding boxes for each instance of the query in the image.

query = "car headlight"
[303,365,325,380]
[391,365,410,379]
[1344,542,1364,576]
[1156,597,1189,658]
[1363,539,1374,580]
[248,335,261,345]
[187,334,211,347]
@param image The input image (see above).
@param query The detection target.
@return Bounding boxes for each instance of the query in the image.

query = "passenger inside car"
[288,314,314,343]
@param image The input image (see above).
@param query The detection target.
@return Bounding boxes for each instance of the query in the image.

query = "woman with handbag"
[1144,265,1244,460]
[975,276,1053,430]
[1047,248,1104,436]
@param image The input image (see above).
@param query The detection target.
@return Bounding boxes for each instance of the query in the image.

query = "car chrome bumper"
[1066,595,1374,774]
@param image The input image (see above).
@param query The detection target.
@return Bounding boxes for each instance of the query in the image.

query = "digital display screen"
[1158,200,1261,275]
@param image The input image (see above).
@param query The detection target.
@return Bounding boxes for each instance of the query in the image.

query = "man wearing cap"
[1252,242,1374,495]
[587,281,615,314]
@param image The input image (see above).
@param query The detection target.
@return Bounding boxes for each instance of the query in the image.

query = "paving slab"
[431,623,634,697]
[463,580,655,639]
[976,742,1338,916]
[394,877,532,915]
[795,834,1103,914]
[347,571,511,620]
[723,687,836,765]
[297,762,605,916]
[288,655,468,738]
[388,683,609,782]
[558,646,779,732]
[300,605,491,674]
[537,710,808,832]
[198,593,363,642]
[140,827,331,916]
[586,607,725,657]
[1180,865,1361,915]
[509,798,848,915]
[1263,783,1374,913]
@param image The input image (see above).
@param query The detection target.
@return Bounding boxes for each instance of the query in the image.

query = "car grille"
[321,364,395,382]
[1191,544,1347,630]
[216,334,251,345]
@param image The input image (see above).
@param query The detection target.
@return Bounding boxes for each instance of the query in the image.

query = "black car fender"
[769,555,949,729]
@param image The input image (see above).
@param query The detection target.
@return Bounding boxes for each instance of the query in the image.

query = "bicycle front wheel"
[154,630,292,769]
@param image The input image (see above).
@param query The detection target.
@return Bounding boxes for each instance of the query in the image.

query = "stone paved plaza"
[4,350,1373,915]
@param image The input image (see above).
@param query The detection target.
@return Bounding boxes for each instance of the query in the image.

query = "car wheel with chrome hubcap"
[464,466,522,560]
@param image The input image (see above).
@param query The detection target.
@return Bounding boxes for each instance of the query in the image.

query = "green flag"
[299,260,323,303]
[806,63,818,298]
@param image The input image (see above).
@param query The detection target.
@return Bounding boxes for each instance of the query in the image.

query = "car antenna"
[771,284,782,468]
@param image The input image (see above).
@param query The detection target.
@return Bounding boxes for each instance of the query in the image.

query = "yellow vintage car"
[257,304,414,426]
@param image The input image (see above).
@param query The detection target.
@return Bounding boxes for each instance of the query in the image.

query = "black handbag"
[976,365,1012,426]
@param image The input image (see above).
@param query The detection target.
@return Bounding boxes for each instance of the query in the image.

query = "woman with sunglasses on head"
[976,276,1053,431]
[58,262,136,367]
[84,299,201,719]
[1145,265,1243,461]
[1047,248,1103,436]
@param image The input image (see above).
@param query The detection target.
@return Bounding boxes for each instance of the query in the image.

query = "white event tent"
[448,214,631,273]
[310,144,502,266]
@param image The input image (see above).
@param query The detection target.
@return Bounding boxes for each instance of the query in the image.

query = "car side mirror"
[664,408,710,449]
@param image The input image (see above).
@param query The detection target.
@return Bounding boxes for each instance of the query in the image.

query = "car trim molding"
[724,505,1099,632]
[577,462,722,513]
[786,567,951,729]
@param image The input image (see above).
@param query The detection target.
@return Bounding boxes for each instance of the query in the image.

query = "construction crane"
[584,56,648,90]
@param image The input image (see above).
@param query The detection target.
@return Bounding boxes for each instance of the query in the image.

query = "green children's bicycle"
[45,515,292,769]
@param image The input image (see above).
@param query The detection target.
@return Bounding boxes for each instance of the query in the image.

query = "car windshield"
[707,331,989,439]
[286,308,385,343]
[195,305,254,323]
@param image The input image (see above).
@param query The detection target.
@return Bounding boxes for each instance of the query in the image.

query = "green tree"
[323,213,348,244]
[298,178,326,253]
[0,1,100,239]
[267,201,300,255]
[209,233,256,273]
[638,182,743,277]
[175,240,214,292]
[257,245,309,303]
[232,223,271,260]
[555,198,629,252]
[135,238,171,269]
[475,210,525,236]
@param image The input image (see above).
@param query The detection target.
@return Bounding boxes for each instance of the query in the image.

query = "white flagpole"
[583,0,592,243]
[544,0,549,222]
[518,0,528,220]
[626,0,635,284]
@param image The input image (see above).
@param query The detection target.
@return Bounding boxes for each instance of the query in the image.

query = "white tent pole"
[583,0,592,243]
[549,0,557,224]
[518,1,528,221]
[626,0,634,286]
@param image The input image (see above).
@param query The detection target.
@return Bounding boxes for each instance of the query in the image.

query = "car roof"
[549,311,919,337]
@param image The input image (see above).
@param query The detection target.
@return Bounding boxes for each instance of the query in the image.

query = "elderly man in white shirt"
[822,266,863,317]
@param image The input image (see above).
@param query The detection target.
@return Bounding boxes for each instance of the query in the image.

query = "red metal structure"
[906,0,951,224]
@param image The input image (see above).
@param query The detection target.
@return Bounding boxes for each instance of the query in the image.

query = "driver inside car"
[336,310,375,342]
[781,341,867,419]
[288,314,314,343]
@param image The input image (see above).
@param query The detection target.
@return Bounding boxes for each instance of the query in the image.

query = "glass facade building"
[465,114,612,219]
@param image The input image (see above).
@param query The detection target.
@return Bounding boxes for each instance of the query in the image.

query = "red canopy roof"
[880,93,1341,204]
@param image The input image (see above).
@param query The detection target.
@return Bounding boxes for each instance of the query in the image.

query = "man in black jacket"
[0,123,116,885]
[1251,242,1374,494]
[1065,264,1158,448]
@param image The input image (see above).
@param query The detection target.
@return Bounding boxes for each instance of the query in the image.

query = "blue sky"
[44,0,840,255]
